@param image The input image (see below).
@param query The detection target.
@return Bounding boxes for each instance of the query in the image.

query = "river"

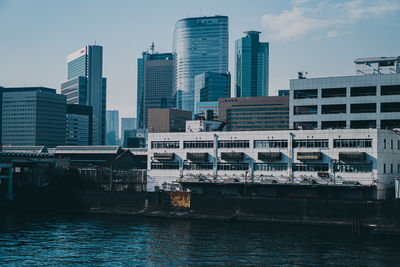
[0,213,399,266]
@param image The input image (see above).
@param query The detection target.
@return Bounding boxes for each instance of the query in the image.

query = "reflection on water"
[0,213,399,266]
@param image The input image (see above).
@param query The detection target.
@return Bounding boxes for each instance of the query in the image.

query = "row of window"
[152,139,377,149]
[294,103,400,115]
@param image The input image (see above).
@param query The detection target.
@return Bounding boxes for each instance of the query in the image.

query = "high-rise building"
[194,71,230,117]
[121,117,136,144]
[61,45,106,145]
[106,110,119,145]
[66,104,93,146]
[235,31,269,97]
[173,15,229,113]
[136,50,173,129]
[1,87,66,147]
[148,109,192,133]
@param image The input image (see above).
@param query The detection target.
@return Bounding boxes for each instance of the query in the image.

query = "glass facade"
[173,16,228,113]
[235,31,269,97]
[67,55,87,80]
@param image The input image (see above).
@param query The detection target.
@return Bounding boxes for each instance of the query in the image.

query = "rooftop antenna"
[150,42,155,54]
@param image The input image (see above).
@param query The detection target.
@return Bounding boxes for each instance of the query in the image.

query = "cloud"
[261,0,400,41]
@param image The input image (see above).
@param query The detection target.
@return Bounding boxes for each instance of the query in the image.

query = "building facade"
[173,16,229,113]
[137,51,173,129]
[106,110,119,145]
[148,129,400,199]
[61,45,106,145]
[1,87,66,147]
[218,96,289,131]
[121,118,136,145]
[194,71,230,117]
[66,104,92,146]
[235,31,269,97]
[148,109,192,133]
[290,73,400,130]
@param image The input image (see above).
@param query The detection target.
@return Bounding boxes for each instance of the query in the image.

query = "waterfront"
[0,213,399,266]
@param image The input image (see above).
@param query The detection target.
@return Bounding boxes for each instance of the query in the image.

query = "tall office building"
[61,45,106,145]
[106,110,119,145]
[66,104,93,146]
[235,31,269,97]
[194,71,230,116]
[173,15,229,113]
[137,50,173,129]
[121,117,136,144]
[1,87,66,147]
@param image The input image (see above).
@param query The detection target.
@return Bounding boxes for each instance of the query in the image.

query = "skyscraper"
[136,49,173,129]
[106,110,119,145]
[235,31,269,97]
[121,117,136,144]
[61,45,106,145]
[173,15,229,113]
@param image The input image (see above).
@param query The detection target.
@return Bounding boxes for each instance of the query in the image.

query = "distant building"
[148,109,192,133]
[235,31,269,97]
[195,101,219,120]
[66,104,92,146]
[185,120,223,133]
[123,129,147,148]
[173,16,229,113]
[137,50,173,129]
[1,87,66,147]
[106,110,119,145]
[218,96,289,131]
[355,56,400,75]
[61,45,106,145]
[290,71,400,130]
[121,118,136,144]
[278,90,289,96]
[194,71,230,117]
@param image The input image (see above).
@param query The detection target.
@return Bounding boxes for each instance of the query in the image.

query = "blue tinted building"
[173,16,229,114]
[235,31,269,97]
[194,71,230,117]
[61,45,106,145]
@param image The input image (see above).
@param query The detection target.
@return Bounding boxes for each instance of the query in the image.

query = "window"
[183,140,213,149]
[321,121,346,129]
[254,163,288,171]
[384,163,386,174]
[381,85,400,96]
[151,162,179,170]
[321,104,346,114]
[384,139,386,149]
[292,163,329,172]
[391,164,393,174]
[333,139,372,148]
[335,163,372,173]
[321,88,346,98]
[350,120,376,129]
[391,140,394,149]
[294,105,318,115]
[218,163,249,170]
[294,121,317,130]
[350,86,376,97]
[350,103,376,113]
[218,140,249,148]
[254,140,288,148]
[151,141,180,149]
[294,89,318,99]
[381,102,400,113]
[184,163,213,170]
[293,139,329,148]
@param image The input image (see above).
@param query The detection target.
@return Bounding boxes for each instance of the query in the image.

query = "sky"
[1,0,400,119]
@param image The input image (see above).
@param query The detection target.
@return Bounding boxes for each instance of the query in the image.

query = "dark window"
[292,163,329,172]
[321,104,346,114]
[384,163,386,174]
[293,139,329,148]
[321,88,346,98]
[350,103,376,113]
[294,121,317,130]
[294,89,318,99]
[381,85,400,95]
[321,121,346,129]
[333,139,372,148]
[350,120,376,129]
[381,102,400,113]
[381,120,400,129]
[294,105,318,115]
[350,86,376,97]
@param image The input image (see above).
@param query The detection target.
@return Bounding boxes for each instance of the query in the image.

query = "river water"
[0,213,399,266]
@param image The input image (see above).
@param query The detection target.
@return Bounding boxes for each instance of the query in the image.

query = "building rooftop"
[354,56,400,64]
[2,146,48,154]
[53,146,123,154]
[0,87,56,94]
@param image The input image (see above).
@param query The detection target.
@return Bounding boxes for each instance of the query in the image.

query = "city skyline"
[1,0,400,119]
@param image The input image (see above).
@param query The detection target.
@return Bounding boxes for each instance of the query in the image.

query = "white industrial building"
[147,128,400,199]
[290,65,400,130]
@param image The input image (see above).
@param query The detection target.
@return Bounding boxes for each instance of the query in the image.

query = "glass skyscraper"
[172,15,228,114]
[235,31,269,97]
[106,109,119,145]
[136,51,173,129]
[61,45,106,145]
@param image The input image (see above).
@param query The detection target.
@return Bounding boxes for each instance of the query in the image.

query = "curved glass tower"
[173,16,228,113]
